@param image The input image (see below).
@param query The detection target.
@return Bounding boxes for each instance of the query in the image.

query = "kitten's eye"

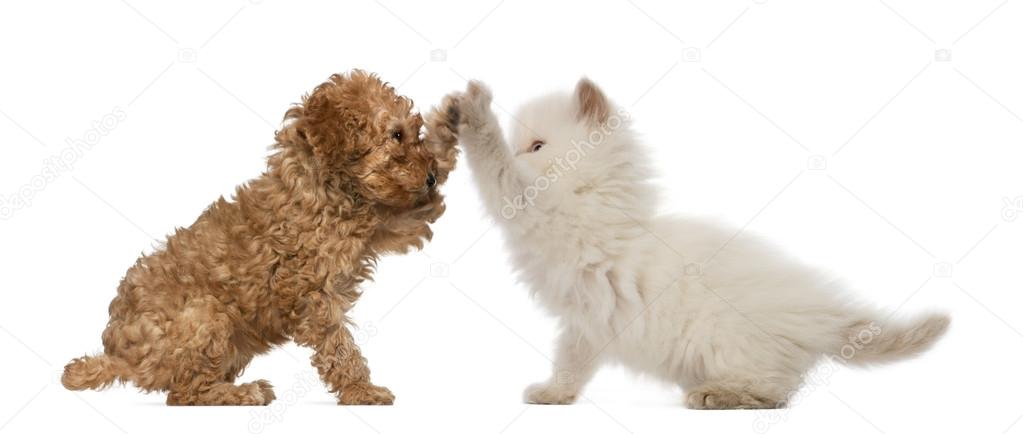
[391,131,403,141]
[529,140,545,153]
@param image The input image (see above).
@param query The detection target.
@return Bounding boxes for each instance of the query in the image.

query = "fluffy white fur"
[451,79,950,409]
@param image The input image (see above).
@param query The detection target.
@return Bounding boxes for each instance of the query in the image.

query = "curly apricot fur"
[61,70,459,406]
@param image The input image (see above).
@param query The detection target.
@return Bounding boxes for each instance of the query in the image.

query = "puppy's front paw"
[339,383,395,405]
[439,93,461,131]
[425,94,460,148]
[523,382,577,405]
[253,379,277,405]
[424,95,461,179]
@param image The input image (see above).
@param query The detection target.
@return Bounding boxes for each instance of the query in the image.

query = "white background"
[1,0,1021,433]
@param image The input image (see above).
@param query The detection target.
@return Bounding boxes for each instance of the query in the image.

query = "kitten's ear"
[575,78,610,125]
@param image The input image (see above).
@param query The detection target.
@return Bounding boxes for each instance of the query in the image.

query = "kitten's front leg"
[525,329,599,405]
[453,81,528,218]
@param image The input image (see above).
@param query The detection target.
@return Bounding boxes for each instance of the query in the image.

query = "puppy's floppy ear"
[298,75,351,162]
[575,78,610,125]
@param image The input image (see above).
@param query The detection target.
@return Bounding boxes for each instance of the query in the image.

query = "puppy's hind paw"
[523,382,577,405]
[253,379,276,405]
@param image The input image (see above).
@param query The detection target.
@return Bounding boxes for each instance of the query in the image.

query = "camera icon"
[555,370,575,385]
[934,49,952,62]
[683,263,702,276]
[682,47,701,63]
[177,48,197,63]
[933,262,953,278]
[429,262,450,278]
[430,49,447,62]
[807,155,827,171]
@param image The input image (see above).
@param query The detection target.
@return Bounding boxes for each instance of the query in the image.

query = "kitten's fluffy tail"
[840,313,950,365]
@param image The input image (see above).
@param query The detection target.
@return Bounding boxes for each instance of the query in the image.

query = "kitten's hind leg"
[524,330,599,405]
[684,375,797,410]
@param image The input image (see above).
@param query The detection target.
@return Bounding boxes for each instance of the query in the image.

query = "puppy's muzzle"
[426,172,437,189]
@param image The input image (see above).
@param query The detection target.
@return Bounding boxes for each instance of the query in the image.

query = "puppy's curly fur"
[62,70,460,405]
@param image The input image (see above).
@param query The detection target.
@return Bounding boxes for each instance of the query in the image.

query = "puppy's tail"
[839,312,950,366]
[61,354,130,390]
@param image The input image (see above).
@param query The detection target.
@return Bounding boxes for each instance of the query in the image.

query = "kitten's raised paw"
[523,382,578,405]
[465,80,492,106]
[458,80,494,127]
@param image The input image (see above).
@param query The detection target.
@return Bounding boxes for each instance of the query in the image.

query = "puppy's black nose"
[426,172,437,188]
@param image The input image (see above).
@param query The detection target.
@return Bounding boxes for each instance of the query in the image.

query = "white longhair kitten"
[451,79,949,409]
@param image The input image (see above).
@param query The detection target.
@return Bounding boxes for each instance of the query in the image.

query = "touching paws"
[523,382,578,405]
[450,80,494,131]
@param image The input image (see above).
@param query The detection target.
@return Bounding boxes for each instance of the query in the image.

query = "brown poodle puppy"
[61,70,460,405]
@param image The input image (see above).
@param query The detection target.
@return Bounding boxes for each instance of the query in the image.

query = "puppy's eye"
[391,131,403,141]
[529,140,545,153]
